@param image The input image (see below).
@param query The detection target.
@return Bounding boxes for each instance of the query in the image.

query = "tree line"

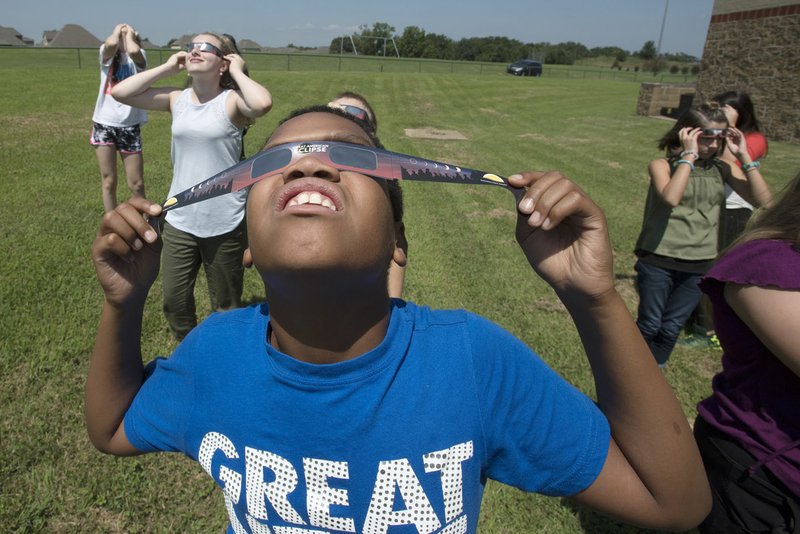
[329,23,699,68]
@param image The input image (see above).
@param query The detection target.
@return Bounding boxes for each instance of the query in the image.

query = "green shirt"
[635,158,729,262]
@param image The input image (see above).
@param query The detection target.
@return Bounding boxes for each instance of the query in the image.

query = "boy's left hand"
[509,171,614,301]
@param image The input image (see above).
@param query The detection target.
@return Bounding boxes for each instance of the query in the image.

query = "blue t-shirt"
[124,301,609,533]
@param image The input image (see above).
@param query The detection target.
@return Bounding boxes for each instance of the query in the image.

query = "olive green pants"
[161,220,247,340]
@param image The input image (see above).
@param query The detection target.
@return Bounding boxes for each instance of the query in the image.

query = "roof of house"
[237,38,263,51]
[45,24,101,47]
[0,26,33,46]
[169,34,195,49]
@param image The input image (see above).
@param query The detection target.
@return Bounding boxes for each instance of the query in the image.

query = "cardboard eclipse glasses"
[160,141,522,215]
[186,41,224,58]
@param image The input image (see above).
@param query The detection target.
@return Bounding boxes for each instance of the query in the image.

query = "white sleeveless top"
[165,89,246,237]
[92,45,148,127]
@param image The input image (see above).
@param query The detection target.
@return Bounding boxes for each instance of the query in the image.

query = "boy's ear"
[392,222,408,267]
[243,247,253,268]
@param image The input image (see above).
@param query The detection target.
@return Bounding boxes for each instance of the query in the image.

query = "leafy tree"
[454,37,480,61]
[326,21,699,66]
[397,26,427,57]
[328,36,356,54]
[355,22,396,56]
[590,46,628,62]
[638,40,657,60]
[663,51,699,63]
[423,33,455,59]
[643,57,667,73]
[454,36,526,62]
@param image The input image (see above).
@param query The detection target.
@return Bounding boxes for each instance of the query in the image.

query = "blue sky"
[3,0,713,57]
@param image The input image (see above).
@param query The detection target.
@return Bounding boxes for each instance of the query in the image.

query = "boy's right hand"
[509,171,614,303]
[91,198,162,307]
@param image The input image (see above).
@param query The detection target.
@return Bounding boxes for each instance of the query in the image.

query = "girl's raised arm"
[111,52,187,112]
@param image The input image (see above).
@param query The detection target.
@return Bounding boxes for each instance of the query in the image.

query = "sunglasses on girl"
[338,104,369,121]
[160,141,522,214]
[700,128,727,139]
[186,42,224,58]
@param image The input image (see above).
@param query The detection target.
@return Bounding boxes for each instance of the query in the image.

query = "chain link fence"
[0,47,698,83]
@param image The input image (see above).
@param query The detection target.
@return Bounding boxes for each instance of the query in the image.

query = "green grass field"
[1,59,798,532]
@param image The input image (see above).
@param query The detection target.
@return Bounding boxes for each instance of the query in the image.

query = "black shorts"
[694,417,799,533]
[90,122,142,154]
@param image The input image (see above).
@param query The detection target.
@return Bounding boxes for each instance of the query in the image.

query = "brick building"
[696,0,800,142]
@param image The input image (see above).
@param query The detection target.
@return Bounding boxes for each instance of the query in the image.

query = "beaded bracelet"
[676,159,695,171]
[680,150,698,159]
[742,161,761,172]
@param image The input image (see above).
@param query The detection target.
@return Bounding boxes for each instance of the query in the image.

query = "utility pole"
[656,0,670,56]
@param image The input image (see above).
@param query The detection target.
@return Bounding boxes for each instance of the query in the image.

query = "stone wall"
[695,3,800,142]
[636,83,697,117]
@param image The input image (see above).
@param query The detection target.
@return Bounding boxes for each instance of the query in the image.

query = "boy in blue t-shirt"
[87,106,711,532]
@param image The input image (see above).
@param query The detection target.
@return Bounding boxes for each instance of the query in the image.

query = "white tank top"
[92,45,148,127]
[165,89,245,237]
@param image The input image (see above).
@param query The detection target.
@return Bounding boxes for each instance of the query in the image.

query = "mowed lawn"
[1,62,799,533]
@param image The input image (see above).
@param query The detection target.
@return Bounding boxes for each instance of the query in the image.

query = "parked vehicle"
[507,59,543,77]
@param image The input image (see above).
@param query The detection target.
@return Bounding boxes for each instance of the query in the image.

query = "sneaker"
[676,334,720,349]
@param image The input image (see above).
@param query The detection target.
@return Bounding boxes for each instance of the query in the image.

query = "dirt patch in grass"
[486,207,516,219]
[517,133,549,141]
[404,128,467,140]
[465,207,516,219]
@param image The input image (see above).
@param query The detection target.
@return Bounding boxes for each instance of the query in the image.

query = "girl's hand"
[726,127,750,162]
[166,51,188,73]
[224,53,246,75]
[122,24,137,40]
[678,127,701,154]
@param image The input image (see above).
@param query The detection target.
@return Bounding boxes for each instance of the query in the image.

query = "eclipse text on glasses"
[186,42,224,58]
[159,141,523,215]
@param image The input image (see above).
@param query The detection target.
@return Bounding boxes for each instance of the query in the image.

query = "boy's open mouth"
[286,190,338,211]
[278,181,343,212]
